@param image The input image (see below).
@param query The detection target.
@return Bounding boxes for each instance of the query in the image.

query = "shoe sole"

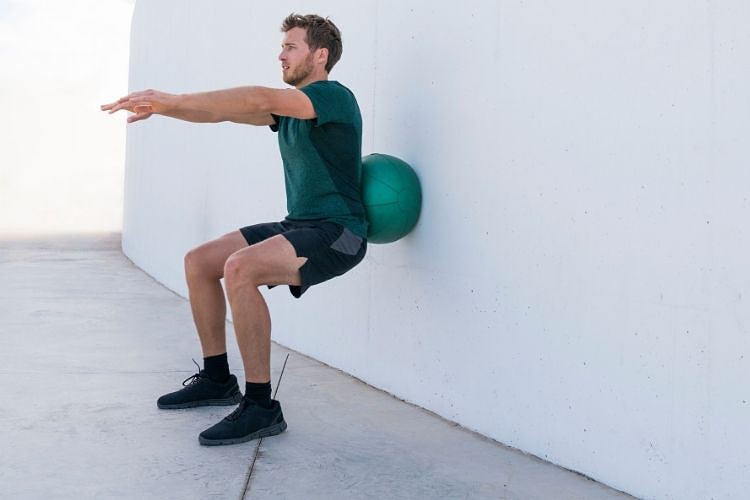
[157,392,243,409]
[198,420,288,446]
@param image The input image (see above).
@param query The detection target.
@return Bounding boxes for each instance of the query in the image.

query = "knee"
[184,247,212,280]
[224,254,260,291]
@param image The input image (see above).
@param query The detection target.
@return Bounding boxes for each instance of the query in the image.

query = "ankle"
[244,381,272,408]
[203,353,230,383]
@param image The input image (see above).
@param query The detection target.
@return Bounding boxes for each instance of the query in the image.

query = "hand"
[100,89,180,123]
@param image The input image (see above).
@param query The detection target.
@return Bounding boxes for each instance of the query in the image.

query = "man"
[101,14,367,446]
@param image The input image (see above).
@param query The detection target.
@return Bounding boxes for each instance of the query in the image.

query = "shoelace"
[225,398,250,421]
[181,358,204,386]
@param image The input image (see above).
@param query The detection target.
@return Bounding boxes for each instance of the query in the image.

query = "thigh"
[225,234,307,287]
[186,230,249,280]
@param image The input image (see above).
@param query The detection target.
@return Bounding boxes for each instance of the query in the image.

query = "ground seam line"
[240,353,290,500]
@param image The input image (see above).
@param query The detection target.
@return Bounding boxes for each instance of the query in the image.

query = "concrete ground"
[0,233,635,500]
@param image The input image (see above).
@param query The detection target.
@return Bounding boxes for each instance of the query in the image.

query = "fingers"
[127,111,153,124]
[100,93,153,125]
[100,90,155,123]
[100,97,128,113]
[101,95,132,111]
[100,90,154,112]
[101,89,163,124]
[105,99,150,114]
[107,99,135,114]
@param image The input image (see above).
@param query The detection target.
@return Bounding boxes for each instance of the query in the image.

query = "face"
[279,27,318,87]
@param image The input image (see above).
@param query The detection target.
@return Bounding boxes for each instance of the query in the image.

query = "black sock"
[203,353,230,383]
[245,381,272,409]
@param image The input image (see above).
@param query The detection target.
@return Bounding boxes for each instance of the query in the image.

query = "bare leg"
[184,231,250,357]
[227,285,272,382]
[197,234,304,445]
[223,235,306,383]
[186,275,228,357]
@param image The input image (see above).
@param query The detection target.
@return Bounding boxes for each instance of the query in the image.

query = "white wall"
[122,2,750,498]
[0,0,134,235]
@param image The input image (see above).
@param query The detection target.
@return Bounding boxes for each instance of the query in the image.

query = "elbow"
[257,101,273,114]
[247,87,274,114]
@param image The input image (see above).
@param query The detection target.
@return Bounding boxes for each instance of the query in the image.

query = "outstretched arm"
[100,86,315,125]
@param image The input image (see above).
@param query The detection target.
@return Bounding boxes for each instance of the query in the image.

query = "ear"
[316,47,329,66]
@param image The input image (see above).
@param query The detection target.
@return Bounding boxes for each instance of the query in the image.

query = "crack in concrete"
[241,353,290,500]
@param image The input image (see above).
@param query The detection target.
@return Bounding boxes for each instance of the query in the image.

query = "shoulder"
[301,81,356,103]
[300,81,359,127]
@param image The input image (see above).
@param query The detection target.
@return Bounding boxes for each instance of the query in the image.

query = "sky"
[0,0,135,235]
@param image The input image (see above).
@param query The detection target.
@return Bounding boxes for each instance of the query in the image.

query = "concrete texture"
[0,233,634,499]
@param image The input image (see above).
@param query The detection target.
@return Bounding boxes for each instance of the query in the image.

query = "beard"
[283,53,315,87]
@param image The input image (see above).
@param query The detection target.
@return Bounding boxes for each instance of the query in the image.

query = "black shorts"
[239,219,367,298]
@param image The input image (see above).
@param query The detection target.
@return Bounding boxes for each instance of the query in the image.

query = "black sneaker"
[198,398,287,446]
[157,364,243,409]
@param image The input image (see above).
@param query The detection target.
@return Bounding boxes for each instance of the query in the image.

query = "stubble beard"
[283,53,315,87]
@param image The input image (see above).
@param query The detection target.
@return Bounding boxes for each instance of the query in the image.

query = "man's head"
[279,14,342,87]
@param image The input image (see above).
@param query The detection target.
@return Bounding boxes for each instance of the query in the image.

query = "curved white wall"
[123,2,750,498]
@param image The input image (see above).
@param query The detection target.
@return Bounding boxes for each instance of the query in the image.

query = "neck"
[295,71,329,89]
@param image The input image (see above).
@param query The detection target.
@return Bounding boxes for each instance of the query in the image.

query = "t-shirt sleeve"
[269,113,280,132]
[300,82,350,127]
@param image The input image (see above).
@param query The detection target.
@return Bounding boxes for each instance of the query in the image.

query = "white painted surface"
[122,2,750,498]
[0,0,133,235]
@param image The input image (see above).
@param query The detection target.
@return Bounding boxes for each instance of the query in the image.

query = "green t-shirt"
[270,80,368,238]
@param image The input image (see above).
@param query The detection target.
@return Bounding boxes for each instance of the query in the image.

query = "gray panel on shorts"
[330,228,363,255]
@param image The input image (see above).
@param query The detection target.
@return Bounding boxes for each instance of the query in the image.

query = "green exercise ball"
[361,153,422,244]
